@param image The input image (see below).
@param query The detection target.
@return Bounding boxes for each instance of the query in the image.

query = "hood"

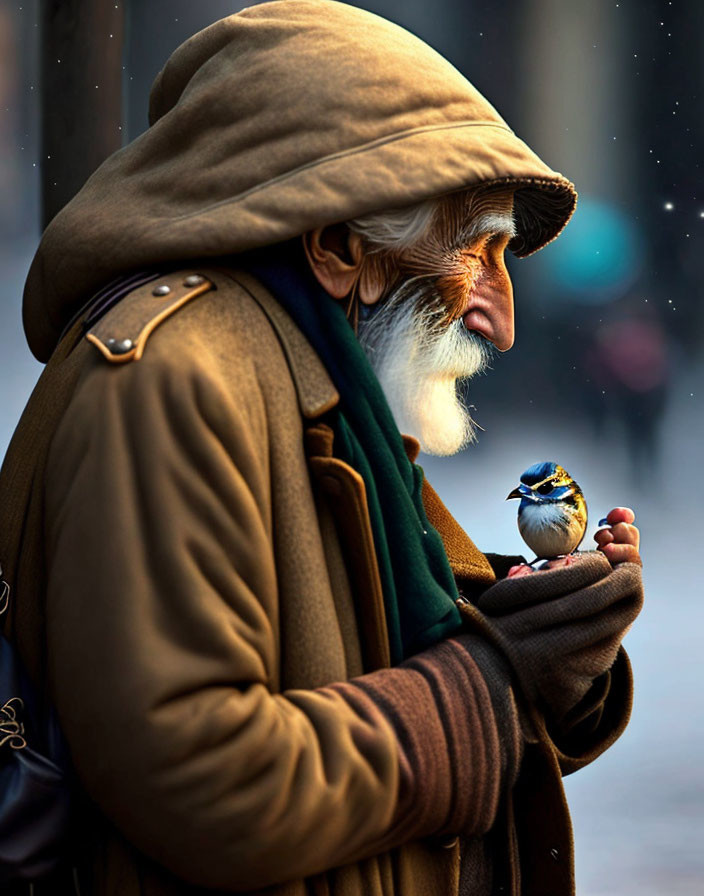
[24,0,577,362]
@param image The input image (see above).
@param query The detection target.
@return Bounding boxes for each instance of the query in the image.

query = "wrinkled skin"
[305,187,517,352]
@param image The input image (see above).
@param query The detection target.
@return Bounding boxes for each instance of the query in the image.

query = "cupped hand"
[594,507,641,567]
[475,551,644,727]
[507,506,641,577]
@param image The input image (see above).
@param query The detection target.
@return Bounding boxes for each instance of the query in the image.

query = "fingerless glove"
[474,552,643,730]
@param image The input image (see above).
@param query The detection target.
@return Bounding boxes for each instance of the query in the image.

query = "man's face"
[357,188,516,456]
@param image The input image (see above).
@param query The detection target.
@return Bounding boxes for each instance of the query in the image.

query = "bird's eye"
[537,482,554,495]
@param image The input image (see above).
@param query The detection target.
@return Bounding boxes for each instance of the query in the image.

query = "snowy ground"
[2,243,703,894]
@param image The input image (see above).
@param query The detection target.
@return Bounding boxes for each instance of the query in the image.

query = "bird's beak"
[507,483,535,501]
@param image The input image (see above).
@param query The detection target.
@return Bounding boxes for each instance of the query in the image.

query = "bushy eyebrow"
[366,196,516,301]
[461,212,516,245]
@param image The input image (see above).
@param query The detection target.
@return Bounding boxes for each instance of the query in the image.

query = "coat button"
[550,847,559,861]
[152,284,171,296]
[183,274,205,287]
[106,337,134,354]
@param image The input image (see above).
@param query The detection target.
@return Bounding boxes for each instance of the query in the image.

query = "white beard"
[357,281,494,456]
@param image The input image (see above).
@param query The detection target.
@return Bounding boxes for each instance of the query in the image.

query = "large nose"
[461,264,515,351]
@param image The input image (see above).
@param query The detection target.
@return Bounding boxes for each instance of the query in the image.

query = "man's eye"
[537,482,554,495]
[488,233,511,252]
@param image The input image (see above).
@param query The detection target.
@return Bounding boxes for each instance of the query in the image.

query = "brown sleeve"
[329,633,523,845]
[44,351,520,891]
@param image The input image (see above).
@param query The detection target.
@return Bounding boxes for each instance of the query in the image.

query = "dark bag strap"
[0,322,86,893]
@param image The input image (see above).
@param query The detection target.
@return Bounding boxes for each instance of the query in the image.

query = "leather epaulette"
[85,270,215,363]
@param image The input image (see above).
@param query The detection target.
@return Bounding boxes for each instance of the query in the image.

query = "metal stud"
[106,337,134,355]
[183,274,205,287]
[152,284,171,296]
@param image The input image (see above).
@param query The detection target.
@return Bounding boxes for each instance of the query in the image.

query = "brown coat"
[0,267,632,895]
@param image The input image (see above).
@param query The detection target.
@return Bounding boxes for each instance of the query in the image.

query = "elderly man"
[0,2,643,895]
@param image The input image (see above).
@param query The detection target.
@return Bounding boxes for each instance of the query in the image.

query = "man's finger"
[599,542,642,566]
[606,507,636,526]
[594,528,615,548]
[610,522,640,549]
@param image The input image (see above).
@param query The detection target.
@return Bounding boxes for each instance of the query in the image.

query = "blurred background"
[1,1,702,892]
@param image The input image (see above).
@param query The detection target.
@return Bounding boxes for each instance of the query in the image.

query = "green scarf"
[242,243,462,664]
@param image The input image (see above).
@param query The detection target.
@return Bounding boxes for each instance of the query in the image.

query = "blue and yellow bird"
[506,462,588,561]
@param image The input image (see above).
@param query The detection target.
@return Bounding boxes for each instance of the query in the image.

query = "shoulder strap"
[85,271,214,363]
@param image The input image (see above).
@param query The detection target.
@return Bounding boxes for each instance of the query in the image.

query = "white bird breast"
[517,502,584,558]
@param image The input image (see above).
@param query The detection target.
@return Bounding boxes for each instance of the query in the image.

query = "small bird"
[506,461,588,561]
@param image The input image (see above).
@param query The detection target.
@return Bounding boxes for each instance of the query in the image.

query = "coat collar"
[226,269,425,461]
[222,268,340,419]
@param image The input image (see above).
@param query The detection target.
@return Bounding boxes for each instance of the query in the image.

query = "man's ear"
[303,226,384,304]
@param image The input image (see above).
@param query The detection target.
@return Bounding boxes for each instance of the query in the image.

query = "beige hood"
[24,0,577,362]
